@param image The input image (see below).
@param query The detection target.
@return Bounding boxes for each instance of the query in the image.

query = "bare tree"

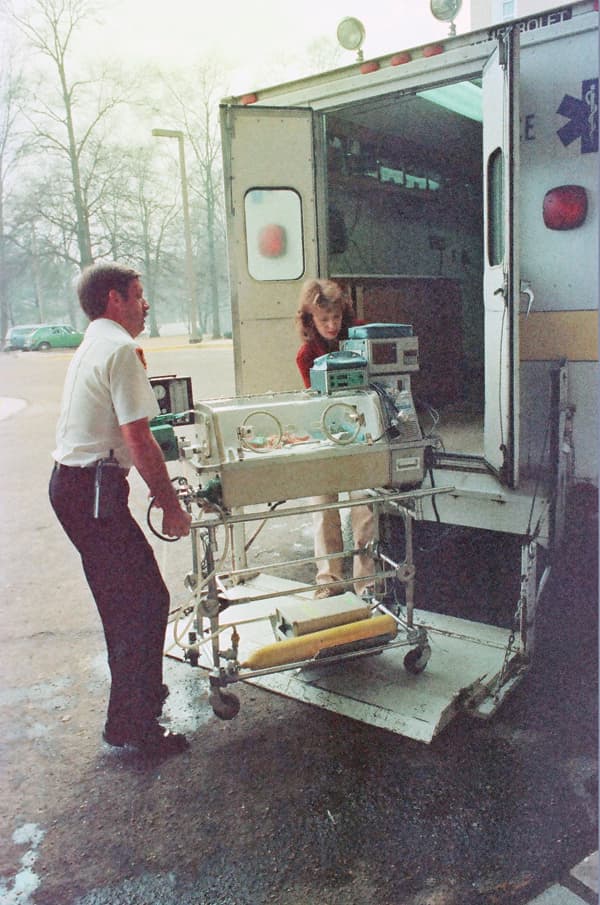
[0,47,30,340]
[159,63,228,338]
[305,37,343,74]
[95,146,182,336]
[10,0,125,270]
[134,160,182,337]
[8,163,87,325]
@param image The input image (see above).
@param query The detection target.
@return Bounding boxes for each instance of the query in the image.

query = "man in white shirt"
[49,262,192,756]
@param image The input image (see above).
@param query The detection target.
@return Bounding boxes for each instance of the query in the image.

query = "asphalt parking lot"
[0,339,597,905]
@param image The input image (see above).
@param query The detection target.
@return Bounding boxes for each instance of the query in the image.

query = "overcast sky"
[93,0,471,91]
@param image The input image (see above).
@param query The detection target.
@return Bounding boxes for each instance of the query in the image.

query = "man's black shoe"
[103,720,189,755]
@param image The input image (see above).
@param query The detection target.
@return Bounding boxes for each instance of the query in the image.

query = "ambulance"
[178,2,599,736]
[219,1,598,496]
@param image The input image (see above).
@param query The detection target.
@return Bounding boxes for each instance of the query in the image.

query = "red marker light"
[391,52,412,66]
[241,94,258,105]
[423,45,444,57]
[258,224,286,257]
[543,185,588,230]
[360,60,380,74]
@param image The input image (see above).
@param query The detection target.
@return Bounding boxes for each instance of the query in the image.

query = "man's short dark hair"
[77,262,141,320]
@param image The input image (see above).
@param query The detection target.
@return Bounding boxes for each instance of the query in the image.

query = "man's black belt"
[53,461,97,472]
[54,461,128,474]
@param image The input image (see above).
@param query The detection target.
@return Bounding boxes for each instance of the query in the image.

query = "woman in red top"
[295,279,356,387]
[295,278,374,598]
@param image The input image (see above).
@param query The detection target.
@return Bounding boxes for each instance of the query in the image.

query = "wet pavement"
[0,339,597,905]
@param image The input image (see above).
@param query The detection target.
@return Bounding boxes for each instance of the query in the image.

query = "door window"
[487,147,504,266]
[245,188,304,281]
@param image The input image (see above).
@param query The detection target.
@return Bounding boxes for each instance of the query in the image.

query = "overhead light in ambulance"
[542,185,588,230]
[336,17,366,61]
[418,82,482,122]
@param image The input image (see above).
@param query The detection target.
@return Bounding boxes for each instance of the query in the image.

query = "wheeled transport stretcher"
[167,487,446,723]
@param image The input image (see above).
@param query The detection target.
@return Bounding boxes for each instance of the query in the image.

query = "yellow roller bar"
[242,614,398,670]
[520,311,598,362]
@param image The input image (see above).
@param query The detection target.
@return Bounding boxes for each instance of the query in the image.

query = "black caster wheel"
[209,689,240,720]
[404,644,431,675]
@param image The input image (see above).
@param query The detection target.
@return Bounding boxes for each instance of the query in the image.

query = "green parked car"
[4,324,45,351]
[23,324,84,351]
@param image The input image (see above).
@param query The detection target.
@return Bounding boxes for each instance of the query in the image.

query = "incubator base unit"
[185,388,427,508]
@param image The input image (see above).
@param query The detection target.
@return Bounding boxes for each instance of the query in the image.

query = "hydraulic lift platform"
[165,571,523,744]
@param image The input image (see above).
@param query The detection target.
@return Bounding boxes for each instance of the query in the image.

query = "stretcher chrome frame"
[179,484,454,720]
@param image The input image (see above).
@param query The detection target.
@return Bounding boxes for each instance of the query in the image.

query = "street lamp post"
[151,128,201,342]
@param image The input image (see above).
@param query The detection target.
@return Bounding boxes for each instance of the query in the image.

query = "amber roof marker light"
[336,17,366,62]
[430,0,462,35]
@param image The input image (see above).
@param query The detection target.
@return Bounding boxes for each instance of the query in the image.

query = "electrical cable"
[414,395,442,443]
[165,509,232,654]
[498,300,507,450]
[192,504,231,592]
[525,402,553,541]
[244,500,287,552]
[369,381,404,442]
[147,475,193,542]
[166,598,198,654]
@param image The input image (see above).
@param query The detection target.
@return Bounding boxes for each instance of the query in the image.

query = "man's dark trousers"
[49,464,169,738]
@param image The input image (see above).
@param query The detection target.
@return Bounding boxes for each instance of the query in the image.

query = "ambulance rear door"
[220,105,322,395]
[482,26,521,487]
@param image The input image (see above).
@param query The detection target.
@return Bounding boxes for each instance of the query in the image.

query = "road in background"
[0,341,597,905]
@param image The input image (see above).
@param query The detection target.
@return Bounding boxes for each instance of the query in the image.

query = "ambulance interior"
[324,78,485,460]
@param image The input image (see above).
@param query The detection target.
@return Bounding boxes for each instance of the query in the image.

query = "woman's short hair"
[77,262,141,320]
[295,278,354,341]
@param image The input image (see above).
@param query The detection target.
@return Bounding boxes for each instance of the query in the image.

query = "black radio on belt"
[93,450,122,519]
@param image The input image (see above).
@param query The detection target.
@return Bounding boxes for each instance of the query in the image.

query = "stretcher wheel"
[209,689,240,720]
[403,644,431,675]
